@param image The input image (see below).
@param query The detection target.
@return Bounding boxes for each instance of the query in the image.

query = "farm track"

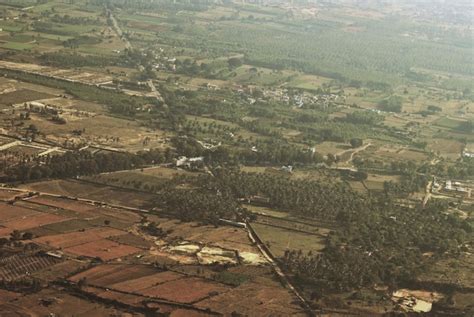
[246,221,316,316]
[336,142,372,165]
[106,7,131,50]
[107,7,165,104]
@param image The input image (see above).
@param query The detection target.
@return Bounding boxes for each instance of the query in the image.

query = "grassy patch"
[435,117,465,130]
[252,222,326,258]
[1,41,33,50]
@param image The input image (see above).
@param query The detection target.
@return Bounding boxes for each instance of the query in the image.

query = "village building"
[175,156,204,168]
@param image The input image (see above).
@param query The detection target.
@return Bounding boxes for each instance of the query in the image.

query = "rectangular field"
[110,271,184,293]
[21,180,157,209]
[0,202,39,222]
[69,264,158,286]
[252,222,326,258]
[108,233,153,249]
[0,88,55,104]
[139,277,230,304]
[63,239,140,261]
[195,281,303,316]
[33,227,125,249]
[1,210,68,231]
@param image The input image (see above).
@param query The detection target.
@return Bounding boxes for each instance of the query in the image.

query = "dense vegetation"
[0,1,472,314]
[39,51,118,68]
[0,69,158,115]
[2,148,172,182]
[99,0,474,86]
[151,169,472,292]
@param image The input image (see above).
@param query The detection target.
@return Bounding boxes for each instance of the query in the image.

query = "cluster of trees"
[233,141,319,165]
[167,167,470,292]
[0,278,42,293]
[0,69,158,116]
[171,136,322,166]
[145,168,470,293]
[283,199,470,292]
[63,36,102,49]
[383,173,429,196]
[416,105,443,117]
[182,120,239,141]
[343,110,384,125]
[419,158,474,180]
[352,158,429,195]
[50,14,101,25]
[190,170,367,222]
[355,156,474,181]
[140,221,167,238]
[157,186,250,226]
[378,96,403,113]
[39,52,117,68]
[156,79,398,147]
[457,120,473,134]
[32,21,73,36]
[174,58,215,77]
[3,148,172,182]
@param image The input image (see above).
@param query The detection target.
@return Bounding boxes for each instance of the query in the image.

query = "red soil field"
[33,227,125,248]
[108,233,153,249]
[82,286,149,306]
[64,239,140,261]
[170,309,212,317]
[70,264,157,287]
[0,290,19,304]
[93,207,142,223]
[140,277,230,304]
[0,226,13,237]
[0,189,21,201]
[195,282,304,316]
[158,219,254,251]
[82,286,178,314]
[111,271,184,293]
[3,213,67,230]
[0,203,39,222]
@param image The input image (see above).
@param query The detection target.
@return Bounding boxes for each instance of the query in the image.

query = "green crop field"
[1,41,33,50]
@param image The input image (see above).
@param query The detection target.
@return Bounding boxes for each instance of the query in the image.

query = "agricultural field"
[0,288,142,317]
[19,179,158,208]
[0,0,472,316]
[83,166,197,194]
[0,186,305,316]
[0,88,54,105]
[251,222,326,258]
